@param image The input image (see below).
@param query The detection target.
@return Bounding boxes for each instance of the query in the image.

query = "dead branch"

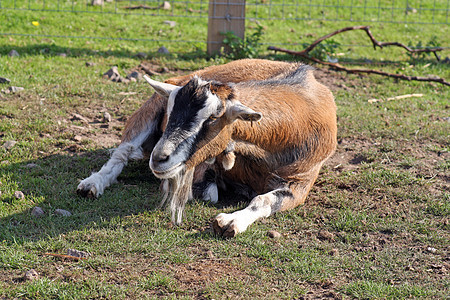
[368,93,424,103]
[123,5,159,10]
[268,26,449,87]
[44,253,87,261]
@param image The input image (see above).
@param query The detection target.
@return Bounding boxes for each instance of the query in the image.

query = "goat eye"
[209,116,218,121]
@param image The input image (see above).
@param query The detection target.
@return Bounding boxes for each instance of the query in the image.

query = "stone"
[157,46,170,54]
[1,86,24,94]
[67,248,91,258]
[164,20,176,27]
[91,0,103,6]
[55,209,72,217]
[31,206,45,217]
[14,191,25,199]
[329,248,339,256]
[103,112,112,123]
[135,52,148,59]
[2,140,17,150]
[85,62,95,67]
[126,71,142,82]
[426,246,437,253]
[8,50,19,57]
[103,66,121,81]
[0,77,11,84]
[267,230,281,239]
[162,1,171,10]
[24,269,39,281]
[318,230,334,241]
[73,135,83,142]
[57,53,67,57]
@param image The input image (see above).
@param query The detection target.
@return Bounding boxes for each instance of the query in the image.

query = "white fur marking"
[203,183,219,204]
[77,122,156,197]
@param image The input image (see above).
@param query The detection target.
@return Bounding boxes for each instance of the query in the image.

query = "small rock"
[126,71,142,82]
[25,163,39,169]
[91,0,103,5]
[55,209,72,217]
[318,230,334,241]
[3,140,17,150]
[0,77,11,84]
[8,50,19,57]
[157,46,170,54]
[161,1,171,10]
[426,246,437,253]
[67,248,91,258]
[405,265,415,271]
[24,269,39,281]
[103,112,112,123]
[57,53,67,57]
[329,248,339,256]
[161,67,170,73]
[206,250,214,259]
[73,135,83,142]
[31,206,45,217]
[71,113,89,124]
[2,86,24,94]
[267,230,281,239]
[164,20,176,27]
[135,52,148,59]
[103,66,121,82]
[14,191,25,199]
[85,62,95,67]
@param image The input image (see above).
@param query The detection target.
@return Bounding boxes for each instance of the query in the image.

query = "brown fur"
[122,59,298,145]
[175,65,336,235]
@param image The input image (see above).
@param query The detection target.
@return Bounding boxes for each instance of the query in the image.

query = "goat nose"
[152,151,170,163]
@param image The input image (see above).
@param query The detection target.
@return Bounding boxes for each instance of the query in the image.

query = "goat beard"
[158,166,194,225]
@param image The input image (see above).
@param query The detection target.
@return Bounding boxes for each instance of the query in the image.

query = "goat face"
[144,75,262,179]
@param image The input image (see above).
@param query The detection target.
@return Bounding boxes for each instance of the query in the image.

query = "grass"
[1,1,450,299]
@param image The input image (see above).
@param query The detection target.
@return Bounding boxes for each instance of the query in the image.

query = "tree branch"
[268,26,449,86]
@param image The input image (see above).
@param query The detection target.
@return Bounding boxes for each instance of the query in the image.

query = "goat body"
[77,59,298,199]
[77,59,336,237]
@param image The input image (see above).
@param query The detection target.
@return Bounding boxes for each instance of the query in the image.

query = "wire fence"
[1,0,449,47]
[1,0,448,23]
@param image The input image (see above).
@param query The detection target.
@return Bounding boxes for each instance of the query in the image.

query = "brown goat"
[145,63,337,236]
[77,59,299,198]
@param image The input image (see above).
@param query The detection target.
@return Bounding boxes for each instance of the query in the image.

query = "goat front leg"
[77,94,167,198]
[77,131,150,198]
[213,166,321,237]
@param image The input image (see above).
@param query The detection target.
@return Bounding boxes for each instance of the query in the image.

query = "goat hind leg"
[213,165,322,237]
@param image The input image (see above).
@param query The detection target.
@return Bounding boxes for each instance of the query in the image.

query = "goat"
[145,63,337,237]
[77,59,299,198]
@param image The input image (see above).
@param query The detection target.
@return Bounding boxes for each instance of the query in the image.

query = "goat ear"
[143,75,178,99]
[228,102,263,122]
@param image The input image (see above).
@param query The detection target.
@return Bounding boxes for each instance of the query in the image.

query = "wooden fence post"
[207,0,246,56]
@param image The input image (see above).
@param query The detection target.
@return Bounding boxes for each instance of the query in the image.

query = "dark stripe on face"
[165,79,210,137]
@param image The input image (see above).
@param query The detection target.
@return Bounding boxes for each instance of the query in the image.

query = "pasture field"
[1,5,449,299]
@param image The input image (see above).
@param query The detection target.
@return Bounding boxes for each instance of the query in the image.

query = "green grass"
[1,2,449,299]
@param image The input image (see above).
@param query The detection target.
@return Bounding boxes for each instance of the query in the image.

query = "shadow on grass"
[0,148,249,245]
[0,43,208,60]
[0,149,165,245]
